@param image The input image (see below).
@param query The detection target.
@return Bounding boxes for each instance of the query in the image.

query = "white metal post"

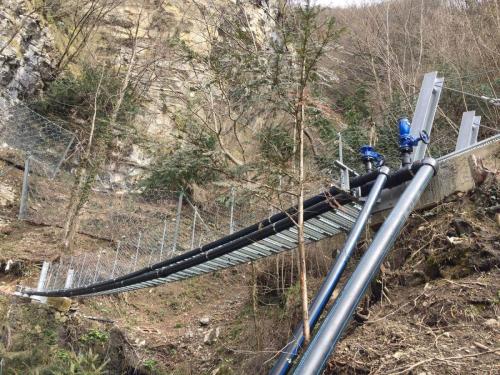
[18,155,31,220]
[338,133,350,190]
[64,269,75,288]
[455,111,482,152]
[31,261,50,303]
[110,241,121,278]
[172,192,183,253]
[132,233,142,271]
[456,111,475,151]
[93,253,102,283]
[229,187,235,234]
[471,114,481,145]
[158,221,167,261]
[410,71,444,161]
[190,208,197,249]
[77,253,88,287]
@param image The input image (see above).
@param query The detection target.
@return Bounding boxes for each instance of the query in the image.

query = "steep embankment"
[0,158,498,374]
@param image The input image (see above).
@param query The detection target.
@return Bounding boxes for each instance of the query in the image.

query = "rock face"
[0,1,279,189]
[0,0,55,100]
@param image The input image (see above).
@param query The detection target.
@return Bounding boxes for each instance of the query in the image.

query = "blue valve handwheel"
[420,130,430,144]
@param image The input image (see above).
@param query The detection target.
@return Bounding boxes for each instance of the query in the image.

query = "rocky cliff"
[0,0,55,100]
[0,0,278,188]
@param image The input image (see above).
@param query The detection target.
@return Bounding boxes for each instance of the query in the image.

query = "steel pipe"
[270,167,390,375]
[294,158,437,375]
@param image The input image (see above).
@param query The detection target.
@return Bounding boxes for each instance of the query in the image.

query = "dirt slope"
[0,172,498,374]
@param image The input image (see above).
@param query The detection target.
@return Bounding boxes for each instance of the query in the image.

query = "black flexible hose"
[28,162,425,298]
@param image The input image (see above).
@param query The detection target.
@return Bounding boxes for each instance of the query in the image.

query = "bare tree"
[52,0,123,73]
[63,7,143,250]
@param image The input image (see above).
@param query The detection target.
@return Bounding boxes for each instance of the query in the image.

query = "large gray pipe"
[269,166,390,375]
[294,158,437,374]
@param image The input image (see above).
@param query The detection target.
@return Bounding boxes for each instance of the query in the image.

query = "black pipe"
[84,169,386,287]
[28,192,354,297]
[94,185,345,283]
[26,162,421,296]
[349,170,379,187]
[359,161,422,196]
[28,162,427,298]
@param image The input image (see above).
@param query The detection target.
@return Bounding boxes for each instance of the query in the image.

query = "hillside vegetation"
[0,0,498,374]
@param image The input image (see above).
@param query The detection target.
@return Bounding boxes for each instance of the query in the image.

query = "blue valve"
[359,145,384,172]
[398,116,429,152]
[398,116,429,166]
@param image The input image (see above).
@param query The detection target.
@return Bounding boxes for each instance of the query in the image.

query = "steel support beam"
[410,72,444,161]
[456,111,481,151]
[18,156,30,220]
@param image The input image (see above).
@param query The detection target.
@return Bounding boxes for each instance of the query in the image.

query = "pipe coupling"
[421,157,439,175]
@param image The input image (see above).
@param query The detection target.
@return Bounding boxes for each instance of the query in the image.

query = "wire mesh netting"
[36,186,276,291]
[0,90,75,177]
[0,90,278,291]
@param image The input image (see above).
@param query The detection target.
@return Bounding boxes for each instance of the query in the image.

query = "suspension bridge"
[1,72,498,374]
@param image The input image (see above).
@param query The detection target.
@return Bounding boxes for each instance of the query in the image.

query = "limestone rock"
[46,297,72,313]
[0,1,55,100]
[199,316,210,326]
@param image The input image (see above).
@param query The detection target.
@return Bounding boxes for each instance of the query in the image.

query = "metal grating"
[84,202,362,297]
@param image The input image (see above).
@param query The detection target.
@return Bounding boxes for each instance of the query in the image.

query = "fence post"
[229,187,235,234]
[147,242,155,267]
[338,133,349,191]
[190,208,197,249]
[456,111,476,152]
[93,253,102,283]
[172,191,183,253]
[158,221,167,261]
[31,261,50,303]
[471,114,481,145]
[132,233,142,271]
[18,155,31,220]
[64,269,75,288]
[110,241,120,278]
[77,253,88,287]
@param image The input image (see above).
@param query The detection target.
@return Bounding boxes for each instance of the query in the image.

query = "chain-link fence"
[35,185,277,292]
[0,90,75,177]
[0,89,75,221]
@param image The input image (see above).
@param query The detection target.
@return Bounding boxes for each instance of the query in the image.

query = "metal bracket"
[455,111,481,152]
[335,160,359,191]
[336,133,359,192]
[410,71,444,161]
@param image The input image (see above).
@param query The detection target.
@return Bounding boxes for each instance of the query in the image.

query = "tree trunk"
[297,78,310,343]
[63,167,89,250]
[62,9,141,251]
